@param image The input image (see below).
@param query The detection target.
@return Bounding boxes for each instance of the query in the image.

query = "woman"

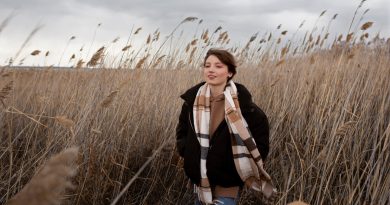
[176,48,274,205]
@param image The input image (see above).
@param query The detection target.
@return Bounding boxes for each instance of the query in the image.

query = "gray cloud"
[0,0,388,66]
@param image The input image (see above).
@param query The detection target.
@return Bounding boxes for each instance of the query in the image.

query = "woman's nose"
[208,66,215,72]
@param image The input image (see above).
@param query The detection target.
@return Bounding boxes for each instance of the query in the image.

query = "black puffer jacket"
[176,82,270,187]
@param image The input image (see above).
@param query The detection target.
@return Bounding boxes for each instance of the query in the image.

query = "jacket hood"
[179,81,253,107]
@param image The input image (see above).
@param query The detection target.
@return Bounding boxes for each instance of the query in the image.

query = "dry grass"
[0,4,390,204]
[0,42,389,204]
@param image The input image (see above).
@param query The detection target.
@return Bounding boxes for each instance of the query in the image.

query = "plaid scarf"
[193,81,275,204]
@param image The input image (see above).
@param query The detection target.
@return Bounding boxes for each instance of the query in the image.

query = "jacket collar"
[180,81,253,107]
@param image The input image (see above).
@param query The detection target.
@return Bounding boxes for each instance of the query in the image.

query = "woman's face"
[203,55,232,86]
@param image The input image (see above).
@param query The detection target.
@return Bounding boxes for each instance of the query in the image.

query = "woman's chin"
[205,79,223,86]
[206,81,217,86]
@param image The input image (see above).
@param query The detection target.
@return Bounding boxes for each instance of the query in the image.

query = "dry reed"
[0,7,389,205]
[5,147,79,205]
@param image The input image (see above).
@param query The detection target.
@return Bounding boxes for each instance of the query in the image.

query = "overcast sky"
[0,0,389,66]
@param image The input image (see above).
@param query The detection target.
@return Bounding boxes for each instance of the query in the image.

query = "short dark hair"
[204,48,237,81]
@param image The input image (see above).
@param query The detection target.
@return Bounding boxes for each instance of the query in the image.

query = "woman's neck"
[209,82,227,97]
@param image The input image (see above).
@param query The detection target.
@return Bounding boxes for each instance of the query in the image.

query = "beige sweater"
[209,93,225,137]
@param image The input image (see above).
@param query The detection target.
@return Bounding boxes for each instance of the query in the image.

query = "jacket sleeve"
[246,103,270,160]
[176,102,189,157]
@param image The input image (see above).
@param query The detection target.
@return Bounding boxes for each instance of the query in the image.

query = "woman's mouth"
[207,75,216,79]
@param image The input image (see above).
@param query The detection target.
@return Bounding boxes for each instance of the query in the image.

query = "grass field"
[1,5,389,205]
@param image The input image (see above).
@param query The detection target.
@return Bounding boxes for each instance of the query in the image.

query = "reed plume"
[6,147,79,205]
[0,80,13,107]
[87,46,105,67]
[30,50,41,56]
[101,90,119,108]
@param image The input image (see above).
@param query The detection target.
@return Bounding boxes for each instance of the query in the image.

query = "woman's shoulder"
[235,82,253,105]
[179,81,206,103]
